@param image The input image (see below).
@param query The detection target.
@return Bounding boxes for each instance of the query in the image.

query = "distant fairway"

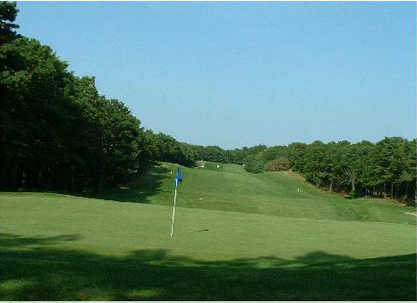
[1,162,415,300]
[97,162,416,224]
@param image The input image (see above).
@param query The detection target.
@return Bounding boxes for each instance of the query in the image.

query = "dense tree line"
[237,139,415,204]
[0,2,194,192]
[288,138,416,203]
[180,140,415,204]
[191,140,415,203]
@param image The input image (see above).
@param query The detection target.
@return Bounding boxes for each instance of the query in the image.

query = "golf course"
[1,162,416,300]
[1,2,416,300]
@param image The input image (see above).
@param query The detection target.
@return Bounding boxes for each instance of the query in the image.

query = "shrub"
[244,155,265,173]
[349,190,358,199]
[264,157,291,171]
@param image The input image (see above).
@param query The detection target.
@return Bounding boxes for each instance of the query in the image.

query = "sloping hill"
[96,162,416,224]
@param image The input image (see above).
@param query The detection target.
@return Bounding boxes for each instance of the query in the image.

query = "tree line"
[1,3,415,204]
[0,2,195,192]
[177,139,415,204]
[241,139,416,204]
[176,140,416,204]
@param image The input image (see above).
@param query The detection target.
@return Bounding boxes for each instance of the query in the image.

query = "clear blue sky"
[16,1,416,149]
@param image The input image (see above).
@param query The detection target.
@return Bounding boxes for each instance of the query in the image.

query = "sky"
[15,1,416,149]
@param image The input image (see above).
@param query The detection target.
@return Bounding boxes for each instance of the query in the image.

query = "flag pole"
[170,179,178,238]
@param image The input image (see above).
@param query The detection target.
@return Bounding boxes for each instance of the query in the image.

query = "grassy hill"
[94,162,416,224]
[1,162,415,300]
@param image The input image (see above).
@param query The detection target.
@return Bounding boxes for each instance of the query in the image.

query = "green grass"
[95,162,416,224]
[1,162,415,300]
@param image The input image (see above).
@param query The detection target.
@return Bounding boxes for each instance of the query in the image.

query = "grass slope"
[1,162,415,300]
[98,162,416,224]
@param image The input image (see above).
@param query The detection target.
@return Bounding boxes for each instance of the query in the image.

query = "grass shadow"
[77,164,172,204]
[8,164,173,204]
[1,233,415,300]
[0,233,82,248]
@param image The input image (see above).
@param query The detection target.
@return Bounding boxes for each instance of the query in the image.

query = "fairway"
[1,163,415,300]
[2,2,415,300]
[95,162,416,224]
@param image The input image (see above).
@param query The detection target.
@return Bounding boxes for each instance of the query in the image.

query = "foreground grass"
[1,188,416,300]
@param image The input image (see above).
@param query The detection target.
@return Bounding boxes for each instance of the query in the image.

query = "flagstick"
[170,179,178,238]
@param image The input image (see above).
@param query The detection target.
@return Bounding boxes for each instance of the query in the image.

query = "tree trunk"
[70,165,75,192]
[97,165,105,193]
[2,160,11,189]
[391,183,394,198]
[9,163,17,190]
[405,182,409,199]
[329,181,333,192]
[15,164,23,189]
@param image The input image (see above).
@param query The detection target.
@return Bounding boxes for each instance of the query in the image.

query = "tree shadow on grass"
[9,164,172,205]
[76,164,172,204]
[0,233,82,248]
[1,233,415,300]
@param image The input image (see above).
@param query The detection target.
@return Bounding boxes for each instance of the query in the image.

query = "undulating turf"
[1,162,415,300]
[93,162,416,224]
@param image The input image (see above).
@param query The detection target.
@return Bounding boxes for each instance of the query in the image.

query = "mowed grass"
[1,162,416,300]
[98,162,416,224]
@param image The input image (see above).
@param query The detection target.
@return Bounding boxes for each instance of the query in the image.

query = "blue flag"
[175,167,183,188]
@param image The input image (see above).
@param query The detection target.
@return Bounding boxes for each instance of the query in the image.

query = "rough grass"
[0,162,415,300]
